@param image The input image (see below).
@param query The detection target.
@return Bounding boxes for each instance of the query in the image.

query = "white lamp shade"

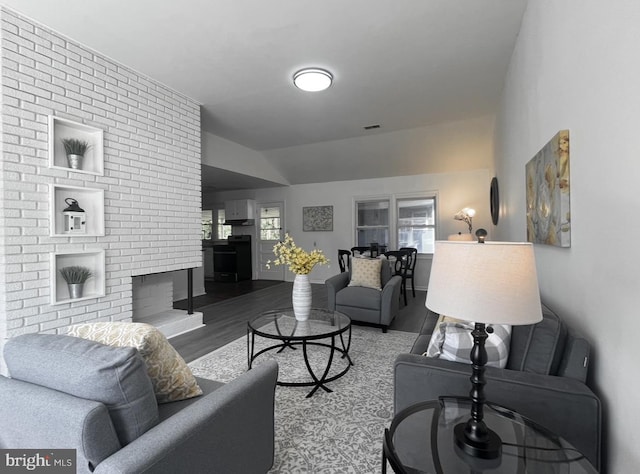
[426,241,542,325]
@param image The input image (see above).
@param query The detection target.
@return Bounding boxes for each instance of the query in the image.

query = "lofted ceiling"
[2,0,528,190]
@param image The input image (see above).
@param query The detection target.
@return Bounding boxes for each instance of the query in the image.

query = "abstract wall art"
[303,205,333,232]
[525,130,571,247]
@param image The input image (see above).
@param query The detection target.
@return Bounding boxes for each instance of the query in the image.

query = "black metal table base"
[248,327,353,398]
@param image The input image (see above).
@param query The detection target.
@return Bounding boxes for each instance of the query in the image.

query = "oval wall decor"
[490,177,499,225]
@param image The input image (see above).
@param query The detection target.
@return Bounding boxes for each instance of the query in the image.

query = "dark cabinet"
[213,235,252,282]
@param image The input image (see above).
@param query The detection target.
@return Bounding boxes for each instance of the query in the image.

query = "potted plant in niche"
[61,138,91,170]
[59,265,93,299]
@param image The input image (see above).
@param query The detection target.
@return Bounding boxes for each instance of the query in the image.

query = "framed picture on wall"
[525,130,571,247]
[303,205,333,232]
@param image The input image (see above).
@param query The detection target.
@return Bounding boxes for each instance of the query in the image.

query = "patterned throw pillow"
[348,257,383,290]
[68,322,202,403]
[424,315,459,357]
[424,316,512,369]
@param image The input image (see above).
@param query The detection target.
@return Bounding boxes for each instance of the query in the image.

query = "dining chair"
[338,249,351,273]
[399,247,418,298]
[383,250,410,306]
[350,246,370,257]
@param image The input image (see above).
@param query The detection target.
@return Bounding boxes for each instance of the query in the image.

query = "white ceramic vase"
[292,274,312,321]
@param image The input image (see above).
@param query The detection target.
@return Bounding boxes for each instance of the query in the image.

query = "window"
[356,200,390,248]
[202,210,213,240]
[260,206,281,240]
[203,209,231,240]
[216,209,232,240]
[397,197,436,253]
[354,195,437,253]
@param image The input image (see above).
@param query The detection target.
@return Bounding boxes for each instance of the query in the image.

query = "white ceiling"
[3,0,527,190]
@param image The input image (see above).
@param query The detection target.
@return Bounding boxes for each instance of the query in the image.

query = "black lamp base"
[454,422,502,459]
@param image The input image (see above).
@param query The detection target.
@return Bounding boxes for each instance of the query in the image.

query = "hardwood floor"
[173,279,284,310]
[170,281,427,363]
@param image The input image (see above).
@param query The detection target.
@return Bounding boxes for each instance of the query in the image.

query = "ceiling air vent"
[363,124,381,130]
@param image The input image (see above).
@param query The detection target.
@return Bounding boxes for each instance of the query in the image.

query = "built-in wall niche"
[50,250,105,305]
[48,115,104,175]
[50,185,105,237]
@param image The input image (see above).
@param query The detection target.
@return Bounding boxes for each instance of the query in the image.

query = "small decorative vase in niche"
[67,283,84,299]
[67,154,83,170]
[292,274,312,321]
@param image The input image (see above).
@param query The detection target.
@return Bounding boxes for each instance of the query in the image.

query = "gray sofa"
[326,259,403,332]
[0,333,278,474]
[394,304,602,471]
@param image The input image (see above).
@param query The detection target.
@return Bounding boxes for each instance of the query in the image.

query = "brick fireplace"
[0,8,202,372]
[132,272,203,338]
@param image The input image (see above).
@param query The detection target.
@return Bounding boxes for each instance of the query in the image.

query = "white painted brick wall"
[0,8,202,372]
[132,274,174,319]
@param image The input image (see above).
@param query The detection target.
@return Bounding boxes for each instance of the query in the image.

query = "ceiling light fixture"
[293,68,333,92]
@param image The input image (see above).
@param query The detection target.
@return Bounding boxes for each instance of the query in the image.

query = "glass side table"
[247,308,352,397]
[383,396,597,473]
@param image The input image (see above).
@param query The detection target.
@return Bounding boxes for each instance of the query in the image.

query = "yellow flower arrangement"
[267,234,329,275]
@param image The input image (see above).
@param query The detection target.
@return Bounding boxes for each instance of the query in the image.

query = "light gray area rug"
[189,325,417,473]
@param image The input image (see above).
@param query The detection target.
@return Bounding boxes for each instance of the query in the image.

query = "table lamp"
[454,207,476,233]
[425,238,542,459]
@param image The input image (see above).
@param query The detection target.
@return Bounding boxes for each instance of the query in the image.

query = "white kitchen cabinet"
[224,199,255,221]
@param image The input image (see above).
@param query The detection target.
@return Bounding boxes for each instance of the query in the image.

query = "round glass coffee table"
[247,308,352,398]
[383,396,598,473]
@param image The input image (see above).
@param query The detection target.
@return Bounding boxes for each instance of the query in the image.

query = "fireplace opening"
[132,270,203,338]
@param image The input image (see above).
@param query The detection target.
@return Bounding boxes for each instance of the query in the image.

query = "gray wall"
[494,1,640,471]
[203,114,497,288]
[206,168,493,287]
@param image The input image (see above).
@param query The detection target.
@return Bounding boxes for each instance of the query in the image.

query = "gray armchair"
[394,305,602,471]
[326,257,402,332]
[0,333,278,474]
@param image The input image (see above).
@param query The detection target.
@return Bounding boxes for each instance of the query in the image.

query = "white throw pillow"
[424,317,512,369]
[424,315,462,357]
